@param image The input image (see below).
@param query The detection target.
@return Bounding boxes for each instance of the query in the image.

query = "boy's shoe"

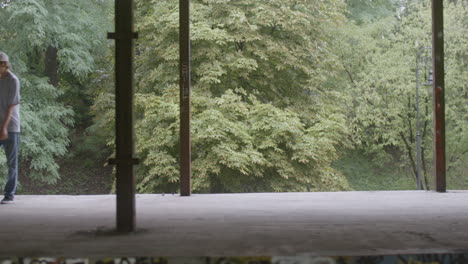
[1,197,13,204]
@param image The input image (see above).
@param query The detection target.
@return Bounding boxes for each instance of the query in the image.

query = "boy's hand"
[0,128,8,140]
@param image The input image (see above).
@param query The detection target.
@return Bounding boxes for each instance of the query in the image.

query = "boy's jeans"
[0,132,19,199]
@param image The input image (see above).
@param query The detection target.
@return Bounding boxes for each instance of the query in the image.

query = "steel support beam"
[108,0,139,231]
[431,0,446,192]
[180,0,192,196]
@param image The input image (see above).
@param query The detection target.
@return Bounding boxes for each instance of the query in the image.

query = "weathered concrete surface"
[0,191,467,257]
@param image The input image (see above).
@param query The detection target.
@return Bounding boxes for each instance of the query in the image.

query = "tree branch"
[341,56,356,85]
[400,131,417,182]
[421,146,430,190]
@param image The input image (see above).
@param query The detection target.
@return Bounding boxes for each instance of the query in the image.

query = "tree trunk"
[422,96,430,190]
[422,146,430,190]
[45,45,59,87]
[210,176,224,193]
[400,132,418,183]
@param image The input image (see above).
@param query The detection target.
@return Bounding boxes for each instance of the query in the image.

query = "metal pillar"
[180,0,192,196]
[431,0,446,192]
[107,0,139,232]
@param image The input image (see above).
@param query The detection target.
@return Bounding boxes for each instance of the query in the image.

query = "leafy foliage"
[0,0,111,183]
[332,1,467,190]
[117,0,354,193]
[2,0,465,193]
[345,0,401,24]
[443,2,468,189]
[136,0,346,104]
[135,88,350,193]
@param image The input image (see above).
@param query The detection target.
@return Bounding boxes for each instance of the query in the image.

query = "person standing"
[0,51,20,204]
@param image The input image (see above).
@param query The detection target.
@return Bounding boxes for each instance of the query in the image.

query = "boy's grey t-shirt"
[0,72,20,132]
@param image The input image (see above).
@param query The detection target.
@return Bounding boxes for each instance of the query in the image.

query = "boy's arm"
[1,76,20,140]
[0,104,18,140]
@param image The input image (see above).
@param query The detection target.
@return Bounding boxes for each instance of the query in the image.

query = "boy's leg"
[3,132,19,199]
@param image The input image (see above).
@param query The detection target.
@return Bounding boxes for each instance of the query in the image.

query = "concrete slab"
[0,191,467,257]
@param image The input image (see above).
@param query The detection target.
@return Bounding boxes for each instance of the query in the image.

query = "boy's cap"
[0,52,9,62]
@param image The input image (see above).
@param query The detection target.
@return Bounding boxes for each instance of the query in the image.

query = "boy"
[0,51,20,204]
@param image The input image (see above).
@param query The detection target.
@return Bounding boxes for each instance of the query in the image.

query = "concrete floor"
[0,191,467,257]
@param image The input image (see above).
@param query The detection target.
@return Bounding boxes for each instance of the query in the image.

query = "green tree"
[345,0,401,24]
[333,1,467,190]
[135,88,350,193]
[0,0,112,183]
[135,0,346,104]
[92,0,352,193]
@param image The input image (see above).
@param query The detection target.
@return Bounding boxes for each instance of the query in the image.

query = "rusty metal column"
[180,0,192,196]
[431,0,446,192]
[108,0,139,232]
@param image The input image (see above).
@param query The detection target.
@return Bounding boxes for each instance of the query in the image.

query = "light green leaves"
[135,88,350,193]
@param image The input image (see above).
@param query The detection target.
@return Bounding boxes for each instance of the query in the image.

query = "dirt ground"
[18,157,113,195]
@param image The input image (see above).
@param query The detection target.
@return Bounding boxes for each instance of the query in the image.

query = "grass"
[334,150,417,191]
